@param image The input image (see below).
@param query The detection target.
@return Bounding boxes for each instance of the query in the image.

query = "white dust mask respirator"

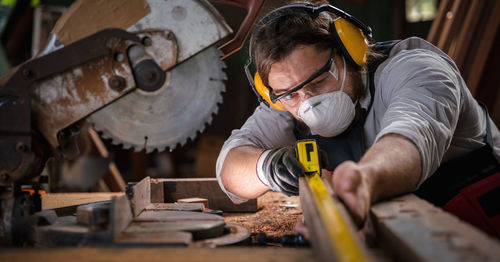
[297,56,356,137]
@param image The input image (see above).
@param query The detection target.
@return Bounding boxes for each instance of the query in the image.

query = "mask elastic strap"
[328,59,339,81]
[340,55,346,92]
[339,56,357,105]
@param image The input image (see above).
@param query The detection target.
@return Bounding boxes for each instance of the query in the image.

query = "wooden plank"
[0,247,316,262]
[98,179,111,192]
[111,194,133,240]
[453,0,485,69]
[427,0,453,44]
[42,192,124,210]
[299,176,369,262]
[465,0,500,96]
[370,194,500,262]
[105,163,126,192]
[153,178,257,212]
[177,197,209,209]
[144,202,204,212]
[88,128,126,192]
[299,176,336,261]
[129,176,151,217]
[150,178,164,203]
[439,0,469,54]
[435,0,459,49]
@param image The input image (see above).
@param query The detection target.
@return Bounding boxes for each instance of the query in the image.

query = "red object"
[21,189,46,196]
[443,172,500,238]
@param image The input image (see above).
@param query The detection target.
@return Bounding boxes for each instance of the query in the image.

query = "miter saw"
[0,0,264,245]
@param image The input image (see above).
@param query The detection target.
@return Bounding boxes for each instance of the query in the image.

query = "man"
[216,2,500,234]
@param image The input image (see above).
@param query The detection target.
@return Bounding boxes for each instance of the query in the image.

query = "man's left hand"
[331,160,372,228]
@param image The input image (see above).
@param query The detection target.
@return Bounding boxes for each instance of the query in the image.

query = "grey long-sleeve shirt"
[216,37,500,203]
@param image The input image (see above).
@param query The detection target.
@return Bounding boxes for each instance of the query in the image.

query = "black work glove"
[262,147,304,196]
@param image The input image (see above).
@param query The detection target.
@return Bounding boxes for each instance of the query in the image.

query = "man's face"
[267,45,357,119]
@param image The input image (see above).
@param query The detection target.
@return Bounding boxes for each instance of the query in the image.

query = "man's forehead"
[268,46,331,91]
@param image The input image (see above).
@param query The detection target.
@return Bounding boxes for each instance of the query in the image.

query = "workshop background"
[0,0,498,192]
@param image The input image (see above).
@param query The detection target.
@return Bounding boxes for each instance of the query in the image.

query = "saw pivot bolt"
[128,45,166,92]
[114,52,124,62]
[108,76,126,91]
[142,37,152,47]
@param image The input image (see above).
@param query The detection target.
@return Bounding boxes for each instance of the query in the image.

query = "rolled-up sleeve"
[216,104,296,203]
[374,49,463,186]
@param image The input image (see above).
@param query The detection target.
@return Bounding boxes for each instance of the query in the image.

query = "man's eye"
[282,92,297,100]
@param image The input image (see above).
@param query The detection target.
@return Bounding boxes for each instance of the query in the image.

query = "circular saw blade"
[88,46,226,153]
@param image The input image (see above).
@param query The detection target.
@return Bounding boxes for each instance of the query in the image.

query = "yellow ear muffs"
[247,3,372,110]
[333,17,369,66]
[254,72,285,111]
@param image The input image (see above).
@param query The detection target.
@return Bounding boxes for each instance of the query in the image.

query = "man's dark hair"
[252,11,336,86]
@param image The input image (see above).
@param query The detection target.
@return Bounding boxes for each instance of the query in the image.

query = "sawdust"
[223,192,302,239]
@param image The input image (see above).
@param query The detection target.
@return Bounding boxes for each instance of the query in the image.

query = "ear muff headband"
[247,3,372,111]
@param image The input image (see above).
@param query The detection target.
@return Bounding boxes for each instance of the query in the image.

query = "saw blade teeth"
[93,126,109,139]
[101,133,111,140]
[88,46,226,153]
[167,143,177,152]
[215,94,223,104]
[189,131,198,141]
[110,138,121,146]
[206,115,213,125]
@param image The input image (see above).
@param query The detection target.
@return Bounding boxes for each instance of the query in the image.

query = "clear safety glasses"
[269,49,336,104]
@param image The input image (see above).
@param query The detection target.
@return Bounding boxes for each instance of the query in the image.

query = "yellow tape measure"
[295,139,368,262]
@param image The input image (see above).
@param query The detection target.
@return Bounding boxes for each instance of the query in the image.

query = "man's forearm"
[220,146,270,199]
[360,133,422,203]
[331,133,422,226]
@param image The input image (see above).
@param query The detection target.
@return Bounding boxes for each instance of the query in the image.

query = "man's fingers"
[283,154,304,177]
[331,161,369,228]
[272,164,298,195]
[340,191,365,227]
[333,162,362,191]
[294,221,310,240]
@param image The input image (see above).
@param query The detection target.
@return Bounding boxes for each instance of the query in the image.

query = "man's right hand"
[261,147,304,196]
